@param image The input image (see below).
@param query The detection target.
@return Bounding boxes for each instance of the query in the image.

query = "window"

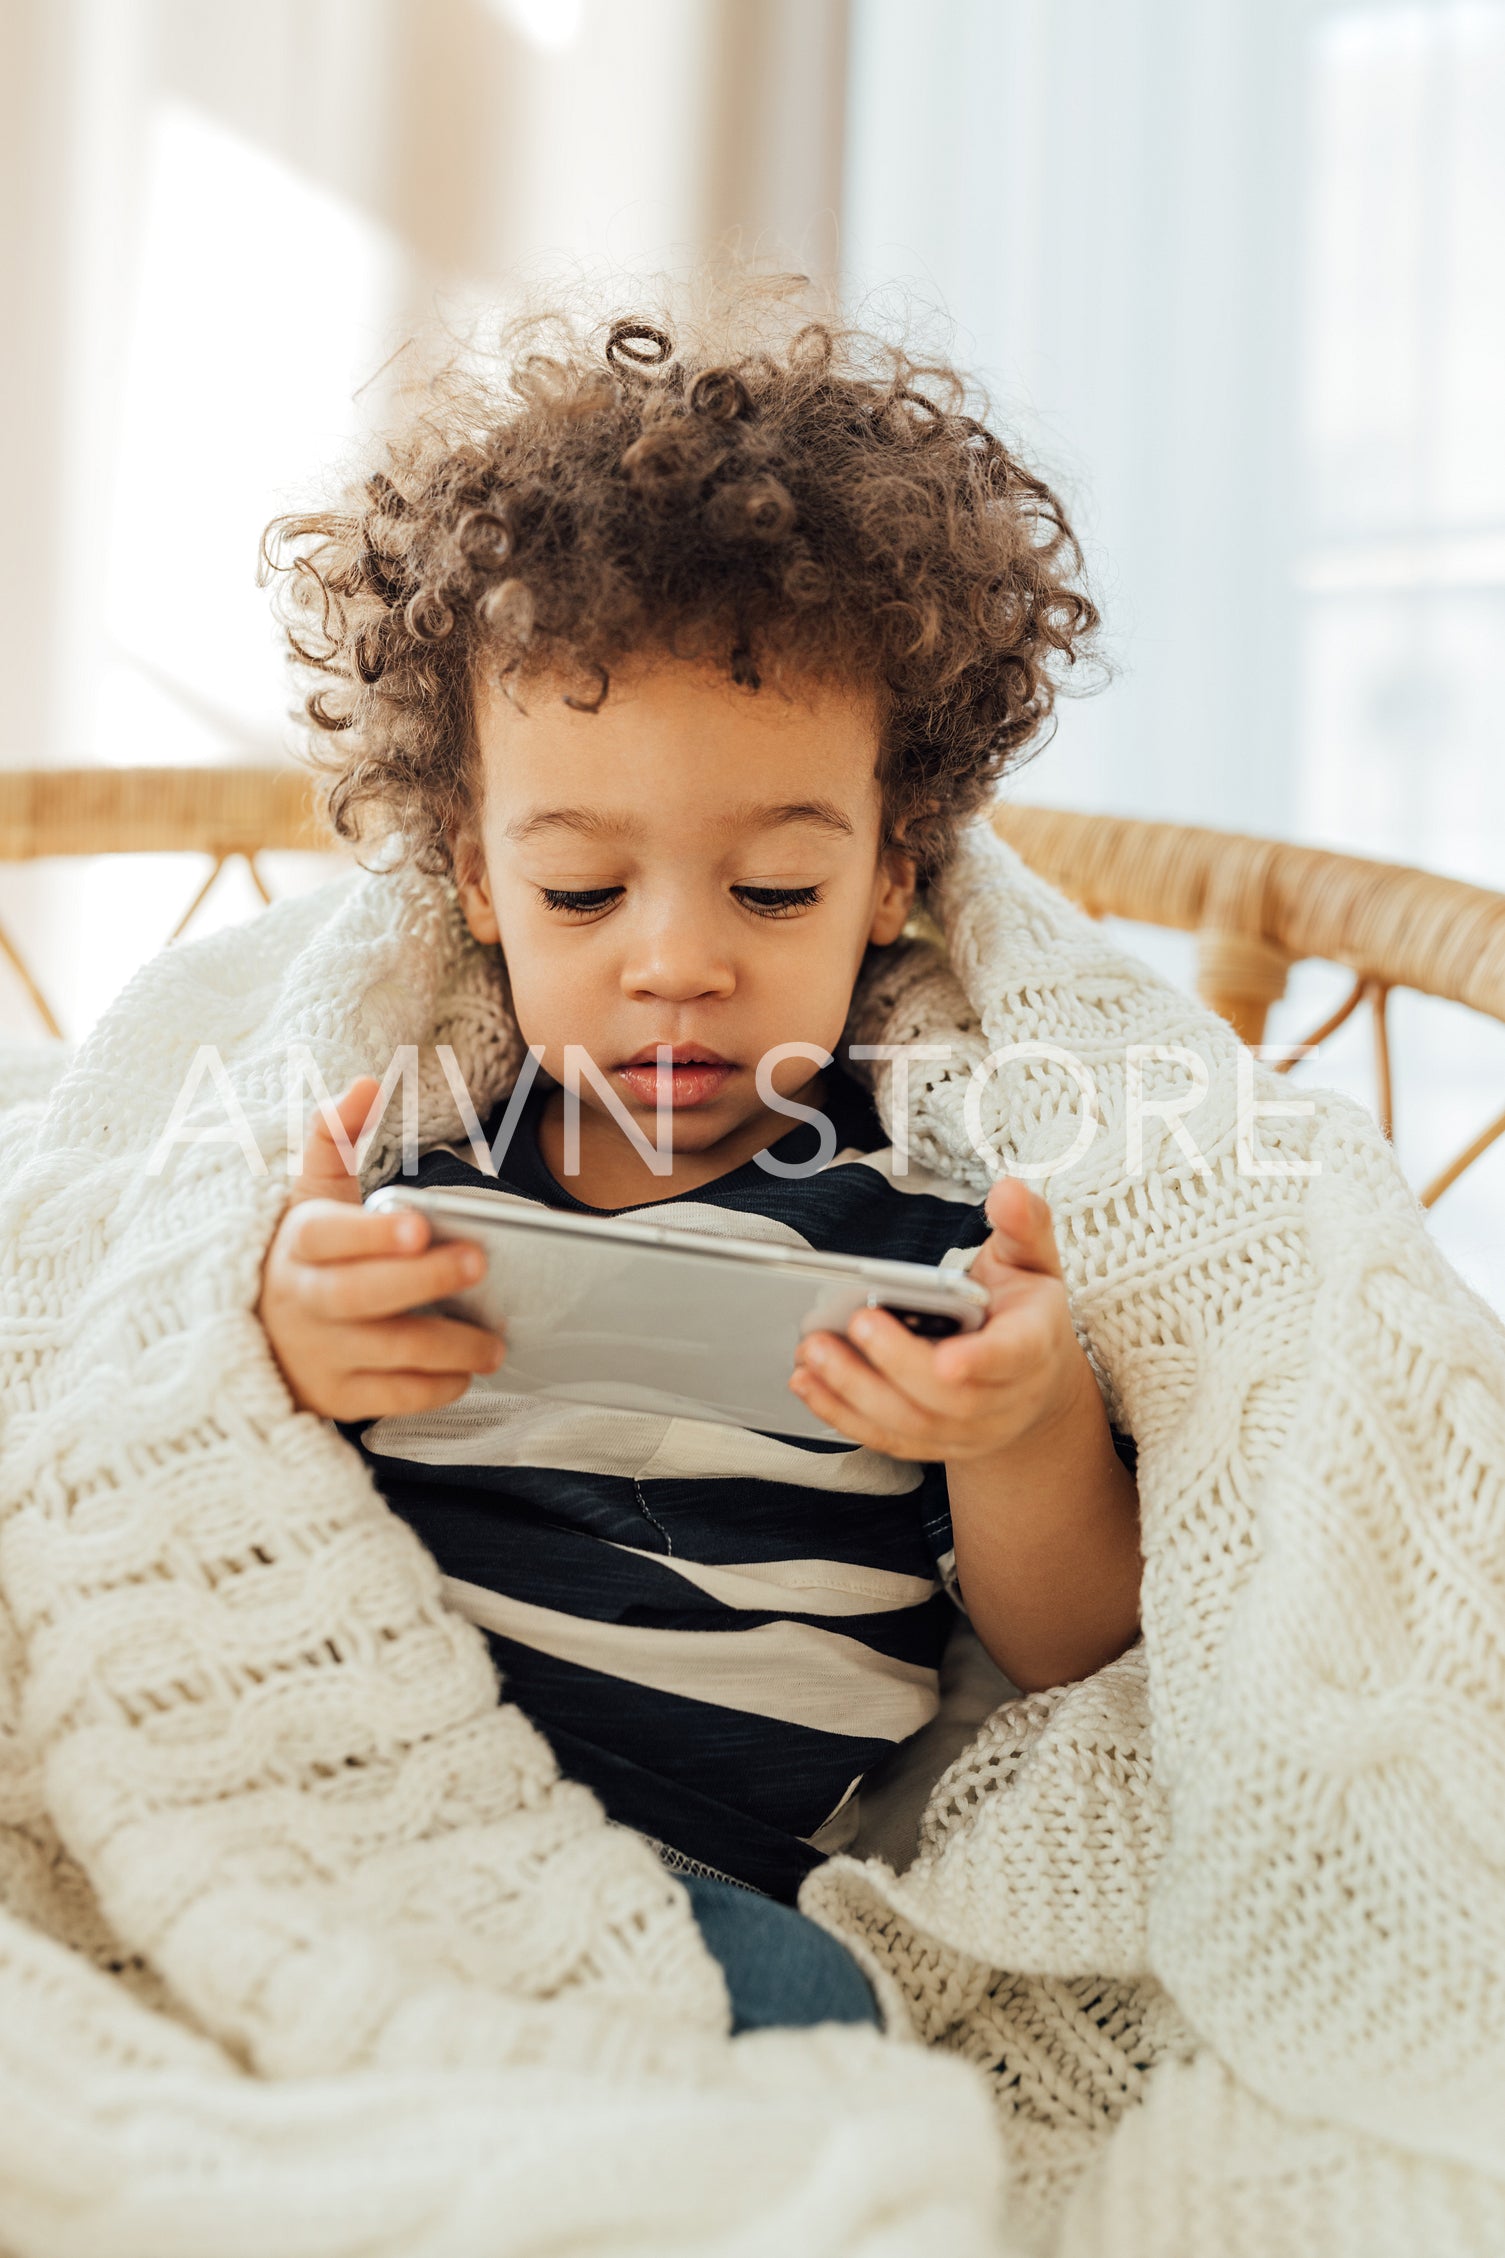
[843,0,1505,1304]
[1297,2,1505,885]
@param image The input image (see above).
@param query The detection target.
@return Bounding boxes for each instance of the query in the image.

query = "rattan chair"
[2,766,1501,1210]
[991,803,1505,1207]
[0,766,329,1039]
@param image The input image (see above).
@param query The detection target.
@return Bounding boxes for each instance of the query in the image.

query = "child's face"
[455,659,915,1160]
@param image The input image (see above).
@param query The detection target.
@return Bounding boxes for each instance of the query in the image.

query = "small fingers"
[350,1314,504,1376]
[931,1294,1059,1387]
[841,1307,983,1416]
[287,1200,432,1264]
[293,1078,384,1196]
[793,1332,942,1456]
[822,1303,1042,1415]
[788,1361,930,1459]
[329,1370,477,1421]
[295,1239,488,1321]
[973,1179,1064,1287]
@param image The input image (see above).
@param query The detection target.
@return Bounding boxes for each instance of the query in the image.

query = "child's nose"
[621,917,735,1003]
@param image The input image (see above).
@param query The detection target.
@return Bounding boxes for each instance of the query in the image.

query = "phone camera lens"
[889,1307,962,1339]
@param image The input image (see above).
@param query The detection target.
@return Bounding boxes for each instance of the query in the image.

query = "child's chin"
[662,1107,740,1146]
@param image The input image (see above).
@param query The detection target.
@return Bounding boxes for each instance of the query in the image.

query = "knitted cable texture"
[0,821,1498,2255]
[805,824,1505,2240]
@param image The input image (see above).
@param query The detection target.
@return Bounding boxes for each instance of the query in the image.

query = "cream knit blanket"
[0,823,1501,2256]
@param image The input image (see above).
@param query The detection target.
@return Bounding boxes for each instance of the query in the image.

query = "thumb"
[972,1177,1063,1288]
[288,1076,381,1206]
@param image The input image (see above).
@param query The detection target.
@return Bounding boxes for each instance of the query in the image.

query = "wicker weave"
[991,803,1505,1205]
[0,766,326,861]
[0,765,332,1040]
[991,803,1505,1034]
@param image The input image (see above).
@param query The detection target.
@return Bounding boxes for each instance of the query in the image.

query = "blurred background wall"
[2,0,1503,1296]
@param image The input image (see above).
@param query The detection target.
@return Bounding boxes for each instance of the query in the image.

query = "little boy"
[257,305,1141,2017]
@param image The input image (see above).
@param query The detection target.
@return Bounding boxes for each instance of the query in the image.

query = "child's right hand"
[257,1076,506,1420]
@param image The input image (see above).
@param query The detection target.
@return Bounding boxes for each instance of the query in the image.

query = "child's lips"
[615,1054,735,1109]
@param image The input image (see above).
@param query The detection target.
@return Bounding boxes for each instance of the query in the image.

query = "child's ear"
[453,833,500,945]
[868,847,917,946]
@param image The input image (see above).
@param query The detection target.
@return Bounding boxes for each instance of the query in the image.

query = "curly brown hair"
[265,289,1100,879]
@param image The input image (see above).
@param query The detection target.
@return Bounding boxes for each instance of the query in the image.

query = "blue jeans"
[680,1874,882,2034]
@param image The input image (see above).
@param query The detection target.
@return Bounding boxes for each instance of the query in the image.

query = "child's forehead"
[472,658,885,836]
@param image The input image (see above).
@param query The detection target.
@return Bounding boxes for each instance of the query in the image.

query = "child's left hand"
[789,1178,1091,1464]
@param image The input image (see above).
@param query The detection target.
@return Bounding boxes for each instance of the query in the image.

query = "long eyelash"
[734,885,822,917]
[539,886,622,916]
[539,883,819,920]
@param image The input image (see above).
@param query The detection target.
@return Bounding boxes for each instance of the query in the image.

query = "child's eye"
[538,886,623,917]
[733,885,822,918]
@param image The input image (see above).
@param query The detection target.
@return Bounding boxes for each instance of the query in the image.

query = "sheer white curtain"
[846,0,1291,830]
[845,0,1505,861]
[843,0,1505,1307]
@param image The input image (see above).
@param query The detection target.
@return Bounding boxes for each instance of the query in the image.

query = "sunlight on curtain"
[97,100,402,771]
[24,98,400,1040]
[484,0,585,50]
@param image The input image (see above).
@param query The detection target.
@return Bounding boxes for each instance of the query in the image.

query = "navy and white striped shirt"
[355,1069,991,1901]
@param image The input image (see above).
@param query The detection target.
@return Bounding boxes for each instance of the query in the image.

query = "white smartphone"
[365,1185,990,1441]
